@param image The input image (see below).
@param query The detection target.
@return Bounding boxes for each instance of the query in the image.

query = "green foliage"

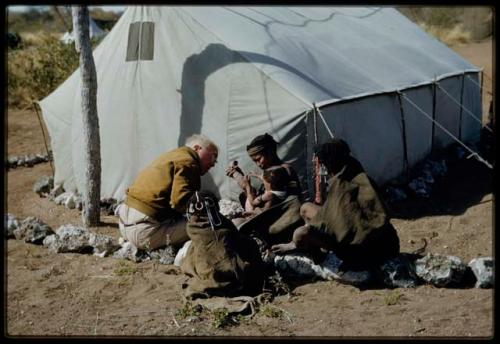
[113,261,138,276]
[7,34,79,108]
[266,271,292,296]
[382,290,404,306]
[211,307,237,329]
[175,302,204,319]
[258,304,284,318]
[8,8,62,33]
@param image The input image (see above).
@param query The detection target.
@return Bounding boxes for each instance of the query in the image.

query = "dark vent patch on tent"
[140,22,155,60]
[126,22,155,62]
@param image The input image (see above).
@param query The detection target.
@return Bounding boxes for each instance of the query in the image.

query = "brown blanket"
[181,214,264,299]
[238,195,304,245]
[309,157,399,269]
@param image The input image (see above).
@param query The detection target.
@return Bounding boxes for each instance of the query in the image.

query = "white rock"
[54,192,72,205]
[44,224,91,253]
[14,216,53,244]
[174,240,192,266]
[6,213,20,238]
[468,257,494,288]
[218,199,244,219]
[415,253,468,287]
[64,194,76,209]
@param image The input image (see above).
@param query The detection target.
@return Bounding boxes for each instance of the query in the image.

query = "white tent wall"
[434,76,463,150]
[400,86,433,169]
[314,94,406,186]
[38,68,80,194]
[224,61,309,200]
[39,6,483,202]
[459,73,482,144]
[311,71,483,189]
[43,6,311,200]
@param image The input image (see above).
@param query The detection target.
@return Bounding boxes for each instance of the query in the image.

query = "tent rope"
[32,101,55,175]
[399,92,493,169]
[314,105,335,139]
[436,83,493,133]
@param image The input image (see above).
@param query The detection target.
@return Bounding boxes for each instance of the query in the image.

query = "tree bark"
[72,6,101,227]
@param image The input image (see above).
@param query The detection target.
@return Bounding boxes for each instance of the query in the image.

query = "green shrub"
[7,34,79,108]
[113,260,138,276]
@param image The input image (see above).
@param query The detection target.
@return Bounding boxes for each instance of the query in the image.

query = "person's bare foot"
[271,242,297,254]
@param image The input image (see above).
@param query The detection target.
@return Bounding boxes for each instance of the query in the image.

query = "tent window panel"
[140,22,155,60]
[126,22,140,61]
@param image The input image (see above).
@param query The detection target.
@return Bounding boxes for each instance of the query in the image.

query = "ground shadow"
[384,145,494,220]
[98,220,119,228]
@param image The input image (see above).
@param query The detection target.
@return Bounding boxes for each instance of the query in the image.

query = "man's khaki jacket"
[125,146,201,221]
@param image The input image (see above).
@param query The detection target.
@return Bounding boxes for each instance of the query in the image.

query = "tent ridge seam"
[315,69,481,109]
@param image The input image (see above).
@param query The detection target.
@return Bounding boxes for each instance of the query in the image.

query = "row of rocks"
[6,214,119,257]
[385,158,448,202]
[6,212,494,289]
[32,175,119,214]
[384,145,475,203]
[6,213,177,264]
[7,152,52,169]
[275,251,493,289]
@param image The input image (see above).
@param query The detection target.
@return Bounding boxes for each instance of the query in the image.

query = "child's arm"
[250,190,273,207]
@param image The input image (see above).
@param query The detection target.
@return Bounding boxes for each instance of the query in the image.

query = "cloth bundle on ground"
[308,155,400,270]
[238,195,304,246]
[181,192,265,299]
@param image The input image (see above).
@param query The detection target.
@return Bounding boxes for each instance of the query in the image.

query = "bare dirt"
[5,38,494,338]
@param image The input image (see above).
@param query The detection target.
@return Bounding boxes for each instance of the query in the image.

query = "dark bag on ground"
[181,208,264,300]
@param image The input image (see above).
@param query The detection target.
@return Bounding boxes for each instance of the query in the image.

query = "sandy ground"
[5,38,494,338]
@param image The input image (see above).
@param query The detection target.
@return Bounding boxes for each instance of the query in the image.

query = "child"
[244,166,290,215]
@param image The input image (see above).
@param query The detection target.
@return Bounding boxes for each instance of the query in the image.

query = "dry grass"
[418,22,472,46]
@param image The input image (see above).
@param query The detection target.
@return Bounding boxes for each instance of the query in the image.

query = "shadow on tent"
[176,43,333,147]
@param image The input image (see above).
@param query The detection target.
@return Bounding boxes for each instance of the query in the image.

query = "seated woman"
[226,133,302,204]
[225,133,304,245]
[271,138,400,271]
[232,166,291,227]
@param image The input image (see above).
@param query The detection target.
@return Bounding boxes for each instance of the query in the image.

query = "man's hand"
[271,242,297,254]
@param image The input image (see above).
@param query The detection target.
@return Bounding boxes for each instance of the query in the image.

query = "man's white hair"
[185,134,218,152]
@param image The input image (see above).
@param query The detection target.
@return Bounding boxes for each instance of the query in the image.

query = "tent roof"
[174,6,479,105]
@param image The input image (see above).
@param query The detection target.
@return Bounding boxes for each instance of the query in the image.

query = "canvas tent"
[39,6,483,202]
[60,15,106,44]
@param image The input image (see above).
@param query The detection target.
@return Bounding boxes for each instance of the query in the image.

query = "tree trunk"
[72,6,101,227]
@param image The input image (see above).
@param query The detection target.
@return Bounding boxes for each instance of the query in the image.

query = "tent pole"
[32,102,55,176]
[458,72,466,140]
[431,77,437,154]
[312,104,321,204]
[481,70,484,101]
[313,103,319,145]
[396,92,410,182]
[305,109,318,202]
